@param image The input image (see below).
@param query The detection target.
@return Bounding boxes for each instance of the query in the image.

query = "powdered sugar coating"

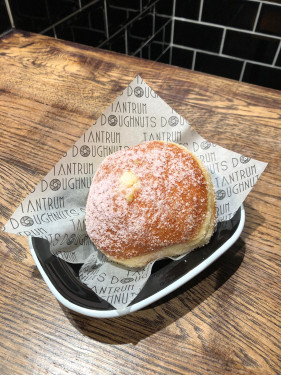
[85,141,208,260]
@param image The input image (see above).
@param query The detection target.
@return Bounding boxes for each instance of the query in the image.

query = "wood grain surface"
[0,30,281,375]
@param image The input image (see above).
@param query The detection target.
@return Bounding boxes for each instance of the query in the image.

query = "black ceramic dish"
[29,206,245,318]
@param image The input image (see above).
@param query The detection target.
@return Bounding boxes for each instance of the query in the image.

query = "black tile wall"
[171,47,193,69]
[195,52,243,80]
[88,2,105,32]
[156,0,173,16]
[157,47,170,63]
[0,0,11,34]
[155,13,169,30]
[8,0,47,33]
[127,32,142,54]
[154,20,171,44]
[57,24,104,47]
[243,63,281,90]
[149,37,164,60]
[106,2,132,35]
[101,31,126,54]
[256,4,281,37]
[174,21,223,53]
[276,50,281,67]
[129,10,153,39]
[43,28,56,37]
[55,2,106,47]
[47,0,79,23]
[155,0,171,17]
[223,30,279,64]
[175,0,200,20]
[140,44,150,59]
[9,0,79,33]
[202,0,259,30]
[171,0,281,90]
[53,0,167,59]
[1,0,281,90]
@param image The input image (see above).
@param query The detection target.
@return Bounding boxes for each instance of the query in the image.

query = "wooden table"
[1,30,280,375]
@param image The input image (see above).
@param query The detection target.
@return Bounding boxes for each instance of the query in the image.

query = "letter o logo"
[200,141,211,150]
[108,115,118,126]
[20,216,34,227]
[49,179,61,191]
[240,156,251,164]
[80,145,91,157]
[168,116,179,127]
[134,86,144,97]
[216,190,226,200]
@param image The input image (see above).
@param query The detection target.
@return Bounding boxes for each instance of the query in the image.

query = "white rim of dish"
[29,205,245,318]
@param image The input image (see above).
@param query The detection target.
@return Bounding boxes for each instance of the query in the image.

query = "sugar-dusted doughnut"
[86,141,216,267]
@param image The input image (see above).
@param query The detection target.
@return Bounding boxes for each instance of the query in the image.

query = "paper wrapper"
[4,76,267,310]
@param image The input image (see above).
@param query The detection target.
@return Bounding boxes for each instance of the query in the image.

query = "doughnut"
[85,141,216,268]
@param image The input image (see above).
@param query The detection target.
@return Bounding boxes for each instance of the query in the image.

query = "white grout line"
[272,39,281,66]
[169,46,173,65]
[219,28,226,55]
[191,50,196,70]
[239,61,247,81]
[247,0,281,6]
[198,0,204,22]
[173,16,281,40]
[0,28,13,38]
[104,0,109,39]
[110,3,143,12]
[125,28,128,55]
[4,0,15,28]
[169,0,176,65]
[152,5,156,35]
[53,26,57,39]
[252,1,262,32]
[172,43,281,70]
